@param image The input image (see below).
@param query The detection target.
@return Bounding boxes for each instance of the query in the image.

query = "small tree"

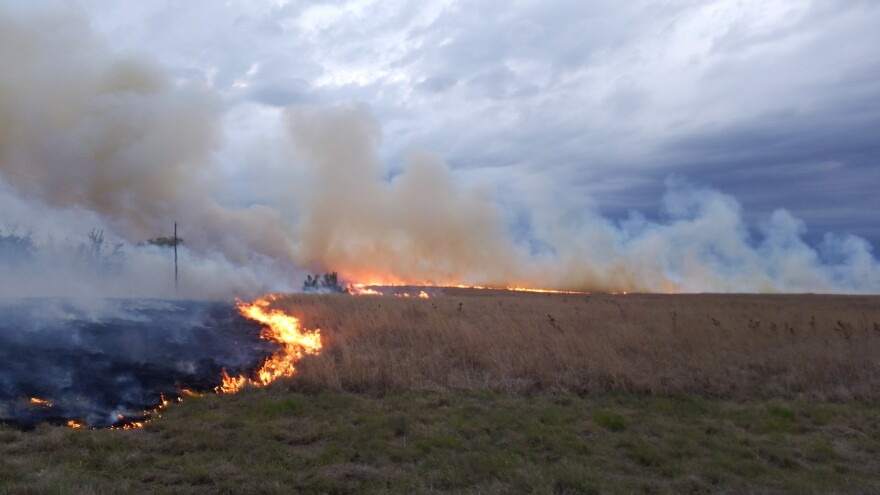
[83,228,124,274]
[322,272,339,289]
[0,227,36,266]
[304,274,319,290]
[303,272,345,293]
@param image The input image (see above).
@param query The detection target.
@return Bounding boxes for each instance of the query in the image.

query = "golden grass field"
[284,290,880,400]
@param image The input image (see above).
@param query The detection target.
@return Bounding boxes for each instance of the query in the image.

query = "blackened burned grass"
[1,386,879,494]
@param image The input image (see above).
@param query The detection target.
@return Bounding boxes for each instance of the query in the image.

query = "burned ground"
[0,299,273,428]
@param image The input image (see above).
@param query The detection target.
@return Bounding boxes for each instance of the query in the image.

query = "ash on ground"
[0,298,273,429]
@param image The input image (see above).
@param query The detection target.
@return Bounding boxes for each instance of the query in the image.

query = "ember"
[29,398,52,408]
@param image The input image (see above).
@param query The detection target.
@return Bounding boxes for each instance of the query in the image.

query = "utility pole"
[174,222,178,293]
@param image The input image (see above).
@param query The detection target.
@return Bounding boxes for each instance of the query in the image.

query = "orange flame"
[456,284,591,294]
[60,298,319,430]
[29,397,52,407]
[349,280,590,296]
[111,421,145,430]
[392,290,431,299]
[179,388,204,398]
[218,296,322,393]
[349,284,382,296]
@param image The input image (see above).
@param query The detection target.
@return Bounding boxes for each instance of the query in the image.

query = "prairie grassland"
[282,291,880,399]
[3,291,880,494]
[3,388,880,494]
[6,390,880,495]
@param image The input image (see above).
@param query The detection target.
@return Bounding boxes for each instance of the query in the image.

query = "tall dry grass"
[273,290,880,400]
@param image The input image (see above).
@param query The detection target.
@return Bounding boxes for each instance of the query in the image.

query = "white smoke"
[525,178,880,293]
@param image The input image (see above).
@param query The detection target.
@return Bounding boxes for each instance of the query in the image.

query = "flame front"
[59,297,319,429]
[29,397,52,407]
[219,296,322,393]
[349,284,382,296]
[348,280,591,296]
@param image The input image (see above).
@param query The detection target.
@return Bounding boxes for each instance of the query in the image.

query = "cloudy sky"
[1,0,879,294]
[70,0,880,245]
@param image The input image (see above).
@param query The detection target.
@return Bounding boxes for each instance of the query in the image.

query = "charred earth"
[0,298,273,429]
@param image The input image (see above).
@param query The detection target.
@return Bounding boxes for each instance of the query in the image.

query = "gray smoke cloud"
[0,3,300,298]
[285,104,529,286]
[284,106,880,293]
[1,2,878,296]
[0,177,299,299]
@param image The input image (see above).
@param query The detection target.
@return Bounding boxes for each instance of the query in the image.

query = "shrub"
[0,228,36,266]
[303,272,346,293]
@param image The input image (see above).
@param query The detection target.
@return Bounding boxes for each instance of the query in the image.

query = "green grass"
[1,386,879,494]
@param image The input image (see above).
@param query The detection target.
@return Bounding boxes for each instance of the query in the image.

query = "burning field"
[3,288,879,432]
[0,296,320,430]
[1,3,880,492]
[1,288,880,494]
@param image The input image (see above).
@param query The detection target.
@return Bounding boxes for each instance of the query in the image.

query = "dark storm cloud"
[402,1,880,245]
[648,47,880,245]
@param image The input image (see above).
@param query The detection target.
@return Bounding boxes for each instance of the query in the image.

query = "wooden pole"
[174,222,178,293]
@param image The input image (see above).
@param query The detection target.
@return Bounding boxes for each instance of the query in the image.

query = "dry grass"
[278,290,880,400]
[4,290,880,494]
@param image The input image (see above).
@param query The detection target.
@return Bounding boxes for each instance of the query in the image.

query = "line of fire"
[0,269,611,430]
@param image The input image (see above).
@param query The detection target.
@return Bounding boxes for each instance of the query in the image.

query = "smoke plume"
[0,3,298,298]
[284,106,880,293]
[285,105,530,286]
[0,2,878,295]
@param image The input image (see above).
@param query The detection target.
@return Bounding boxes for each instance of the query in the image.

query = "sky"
[1,0,879,294]
[71,0,880,244]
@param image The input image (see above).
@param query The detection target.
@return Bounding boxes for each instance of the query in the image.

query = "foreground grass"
[2,385,879,494]
[4,292,880,493]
